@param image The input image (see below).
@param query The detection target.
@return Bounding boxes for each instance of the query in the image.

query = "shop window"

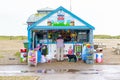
[35,30,89,44]
[77,31,89,43]
[36,30,48,44]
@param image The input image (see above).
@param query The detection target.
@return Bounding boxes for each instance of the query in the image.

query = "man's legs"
[60,47,64,61]
[57,47,60,61]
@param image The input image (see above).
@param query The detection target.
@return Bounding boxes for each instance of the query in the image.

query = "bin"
[23,41,28,51]
[20,48,27,63]
[86,54,94,64]
[96,53,103,63]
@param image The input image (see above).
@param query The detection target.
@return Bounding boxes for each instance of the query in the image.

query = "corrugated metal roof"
[37,7,53,12]
[26,14,46,22]
[27,7,53,23]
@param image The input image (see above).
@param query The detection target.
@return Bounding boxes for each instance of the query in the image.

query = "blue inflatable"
[82,46,88,62]
[37,50,41,63]
[82,44,94,63]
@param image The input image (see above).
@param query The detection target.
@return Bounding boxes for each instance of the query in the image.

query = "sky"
[0,0,120,36]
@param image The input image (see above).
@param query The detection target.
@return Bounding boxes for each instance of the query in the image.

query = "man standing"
[56,34,64,61]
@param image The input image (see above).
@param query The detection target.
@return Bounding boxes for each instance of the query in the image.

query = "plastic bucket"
[23,41,28,51]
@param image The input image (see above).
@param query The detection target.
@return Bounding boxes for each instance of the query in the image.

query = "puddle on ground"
[67,69,80,73]
[9,58,16,60]
[80,71,99,74]
[0,68,103,74]
[20,68,102,74]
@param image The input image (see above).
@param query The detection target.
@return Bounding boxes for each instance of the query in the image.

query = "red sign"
[57,16,64,20]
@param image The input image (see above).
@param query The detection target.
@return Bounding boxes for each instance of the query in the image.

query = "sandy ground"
[0,40,24,64]
[0,39,120,65]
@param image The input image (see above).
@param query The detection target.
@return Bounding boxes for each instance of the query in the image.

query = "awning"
[31,26,91,30]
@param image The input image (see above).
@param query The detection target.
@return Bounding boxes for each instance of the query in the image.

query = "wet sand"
[1,65,120,80]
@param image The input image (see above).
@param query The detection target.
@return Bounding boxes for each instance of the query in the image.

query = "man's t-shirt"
[56,38,64,48]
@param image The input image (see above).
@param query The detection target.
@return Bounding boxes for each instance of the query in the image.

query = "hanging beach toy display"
[74,44,82,54]
[74,44,82,60]
[86,44,94,64]
[20,48,27,63]
[28,50,37,66]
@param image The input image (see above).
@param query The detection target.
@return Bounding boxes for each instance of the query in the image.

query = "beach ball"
[86,44,91,48]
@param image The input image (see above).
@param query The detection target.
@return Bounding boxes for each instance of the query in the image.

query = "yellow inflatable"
[86,43,91,48]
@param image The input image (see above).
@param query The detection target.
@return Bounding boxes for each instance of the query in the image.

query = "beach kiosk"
[27,6,95,65]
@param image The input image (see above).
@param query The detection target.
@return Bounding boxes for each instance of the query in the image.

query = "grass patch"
[14,51,21,57]
[0,55,4,58]
[0,36,27,40]
[0,76,38,80]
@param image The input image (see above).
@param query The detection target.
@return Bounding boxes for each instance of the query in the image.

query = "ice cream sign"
[37,9,85,26]
[47,10,75,26]
[57,10,65,22]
